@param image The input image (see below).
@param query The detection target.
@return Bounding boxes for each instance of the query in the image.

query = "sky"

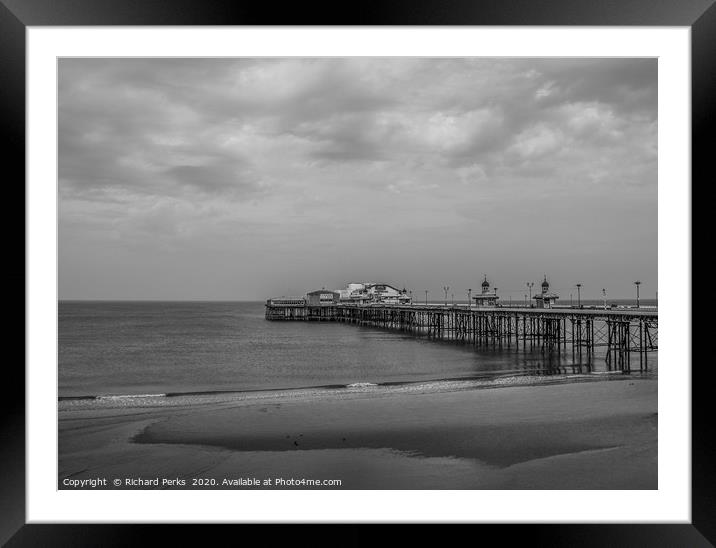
[58,58,657,302]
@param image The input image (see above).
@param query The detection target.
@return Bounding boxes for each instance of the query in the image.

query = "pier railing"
[265,302,657,372]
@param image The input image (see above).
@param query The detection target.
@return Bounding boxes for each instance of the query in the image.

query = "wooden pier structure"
[265,303,658,373]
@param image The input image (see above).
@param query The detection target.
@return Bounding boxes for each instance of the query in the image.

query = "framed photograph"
[5,0,709,544]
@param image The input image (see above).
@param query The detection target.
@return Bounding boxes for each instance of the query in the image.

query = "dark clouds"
[58,58,657,300]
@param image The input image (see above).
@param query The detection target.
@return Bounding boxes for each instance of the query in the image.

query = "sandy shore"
[59,376,657,489]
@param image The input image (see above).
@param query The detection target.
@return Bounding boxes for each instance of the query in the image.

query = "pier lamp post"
[634,280,641,308]
[443,286,449,306]
[576,283,582,308]
[468,288,472,309]
[524,294,527,307]
[526,282,534,307]
[425,290,428,305]
[602,288,607,310]
[409,290,413,305]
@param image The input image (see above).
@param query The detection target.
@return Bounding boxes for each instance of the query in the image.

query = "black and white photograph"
[58,57,658,491]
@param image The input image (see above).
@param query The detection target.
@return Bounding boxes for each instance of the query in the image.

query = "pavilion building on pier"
[472,276,499,307]
[534,276,560,309]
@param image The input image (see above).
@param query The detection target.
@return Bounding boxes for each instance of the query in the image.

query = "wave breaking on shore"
[58,372,649,412]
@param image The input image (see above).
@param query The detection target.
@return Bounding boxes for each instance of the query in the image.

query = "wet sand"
[59,376,657,489]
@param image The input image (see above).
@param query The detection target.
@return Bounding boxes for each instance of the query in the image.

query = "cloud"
[509,124,565,159]
[58,57,657,299]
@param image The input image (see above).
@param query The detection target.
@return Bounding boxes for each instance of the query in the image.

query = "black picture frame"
[3,0,709,545]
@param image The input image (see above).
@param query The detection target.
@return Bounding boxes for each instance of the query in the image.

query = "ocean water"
[58,301,657,399]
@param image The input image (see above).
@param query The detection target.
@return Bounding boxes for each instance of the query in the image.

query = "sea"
[58,300,657,400]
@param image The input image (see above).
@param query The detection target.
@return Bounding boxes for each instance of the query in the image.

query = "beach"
[59,375,657,490]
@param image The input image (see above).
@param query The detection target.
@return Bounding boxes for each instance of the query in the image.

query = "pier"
[265,302,658,373]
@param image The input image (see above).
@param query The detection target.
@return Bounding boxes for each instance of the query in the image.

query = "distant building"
[306,289,340,306]
[472,276,499,307]
[337,282,367,302]
[534,276,559,309]
[337,282,411,304]
[365,283,411,304]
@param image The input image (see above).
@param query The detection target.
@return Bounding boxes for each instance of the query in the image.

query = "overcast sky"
[59,58,657,301]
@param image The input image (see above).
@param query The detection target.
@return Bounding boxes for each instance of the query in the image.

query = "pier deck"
[265,302,657,372]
